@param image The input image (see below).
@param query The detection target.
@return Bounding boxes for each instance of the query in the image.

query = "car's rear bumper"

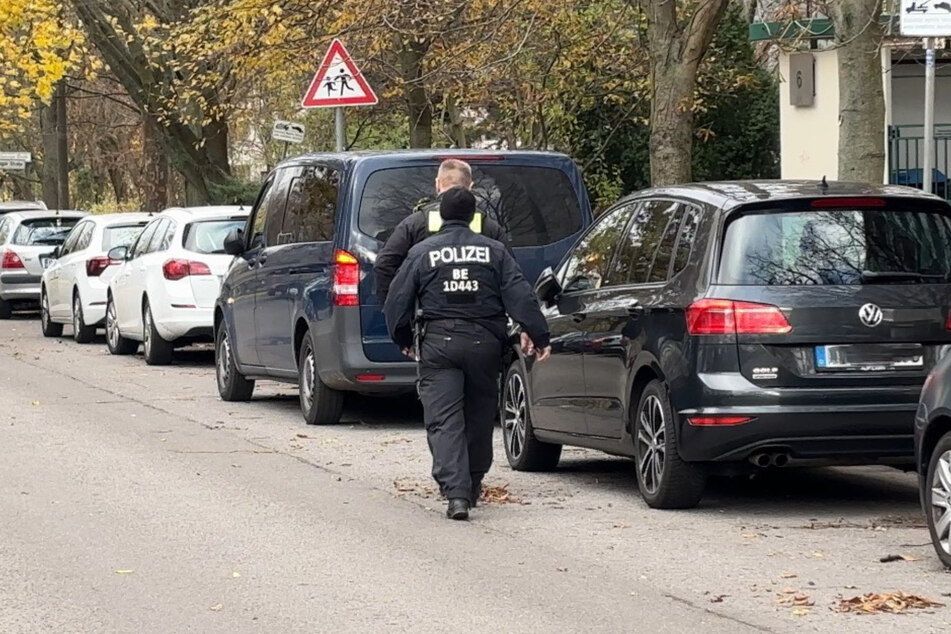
[153,305,214,342]
[676,372,921,463]
[0,274,41,302]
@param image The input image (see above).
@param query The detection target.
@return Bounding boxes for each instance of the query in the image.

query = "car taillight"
[86,256,114,277]
[163,259,212,281]
[1,250,24,269]
[333,250,360,307]
[687,299,792,335]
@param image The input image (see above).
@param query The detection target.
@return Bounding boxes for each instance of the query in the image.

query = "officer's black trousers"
[418,320,502,502]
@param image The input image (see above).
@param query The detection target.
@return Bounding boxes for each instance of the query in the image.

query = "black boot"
[447,498,470,520]
[471,481,482,507]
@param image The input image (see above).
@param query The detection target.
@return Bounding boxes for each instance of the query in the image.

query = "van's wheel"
[72,291,96,344]
[106,295,137,355]
[633,380,706,509]
[298,334,344,425]
[216,323,254,401]
[501,363,562,471]
[926,432,951,569]
[142,299,173,366]
[40,290,62,336]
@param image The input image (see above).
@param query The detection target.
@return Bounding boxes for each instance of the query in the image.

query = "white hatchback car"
[0,210,87,319]
[40,212,152,342]
[105,206,248,365]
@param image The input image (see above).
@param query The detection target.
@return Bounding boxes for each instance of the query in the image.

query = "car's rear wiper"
[861,270,948,283]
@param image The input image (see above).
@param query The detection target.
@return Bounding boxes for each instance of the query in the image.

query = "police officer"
[384,187,551,521]
[374,158,509,305]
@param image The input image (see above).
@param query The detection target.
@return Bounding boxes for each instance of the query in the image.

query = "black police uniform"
[374,196,508,304]
[383,190,549,510]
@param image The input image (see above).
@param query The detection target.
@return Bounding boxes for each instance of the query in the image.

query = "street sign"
[0,159,27,171]
[0,152,31,163]
[900,1,951,37]
[301,39,378,108]
[272,120,305,144]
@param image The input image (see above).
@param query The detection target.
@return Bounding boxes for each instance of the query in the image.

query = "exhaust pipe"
[771,453,790,468]
[749,453,771,468]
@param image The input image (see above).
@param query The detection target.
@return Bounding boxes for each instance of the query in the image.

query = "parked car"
[215,150,593,425]
[501,181,951,510]
[40,212,151,342]
[0,210,87,318]
[914,349,951,568]
[0,201,47,215]
[104,206,247,365]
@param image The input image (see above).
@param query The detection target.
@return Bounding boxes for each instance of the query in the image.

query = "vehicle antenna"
[819,176,829,193]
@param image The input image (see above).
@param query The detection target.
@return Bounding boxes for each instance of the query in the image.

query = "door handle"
[257,254,268,267]
[571,312,586,323]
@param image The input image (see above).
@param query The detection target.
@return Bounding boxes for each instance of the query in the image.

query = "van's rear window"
[357,165,582,247]
[719,208,951,285]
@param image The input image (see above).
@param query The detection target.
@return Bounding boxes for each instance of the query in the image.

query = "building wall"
[890,62,951,127]
[779,49,840,180]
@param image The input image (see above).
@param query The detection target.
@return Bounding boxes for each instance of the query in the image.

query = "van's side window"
[671,204,701,277]
[281,166,339,244]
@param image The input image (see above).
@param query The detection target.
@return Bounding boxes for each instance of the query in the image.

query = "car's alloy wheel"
[632,380,706,510]
[298,335,343,425]
[216,324,254,401]
[40,290,62,337]
[500,364,561,471]
[142,300,173,366]
[106,297,136,355]
[927,434,951,568]
[72,293,96,344]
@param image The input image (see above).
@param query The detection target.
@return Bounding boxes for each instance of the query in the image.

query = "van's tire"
[142,299,173,366]
[0,296,12,320]
[633,380,706,510]
[106,295,137,355]
[216,324,254,402]
[40,290,62,336]
[298,335,344,425]
[72,292,96,344]
[501,363,562,471]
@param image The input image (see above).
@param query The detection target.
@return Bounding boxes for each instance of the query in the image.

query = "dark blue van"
[215,150,592,425]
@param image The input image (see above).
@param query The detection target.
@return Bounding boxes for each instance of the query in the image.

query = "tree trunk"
[141,113,168,213]
[444,96,467,148]
[829,0,885,182]
[645,0,731,186]
[55,81,70,209]
[39,102,59,208]
[398,39,432,148]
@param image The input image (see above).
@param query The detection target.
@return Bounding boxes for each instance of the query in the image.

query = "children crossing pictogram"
[302,39,378,108]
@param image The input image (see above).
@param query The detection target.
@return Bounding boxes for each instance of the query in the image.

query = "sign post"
[900,1,951,194]
[301,39,378,152]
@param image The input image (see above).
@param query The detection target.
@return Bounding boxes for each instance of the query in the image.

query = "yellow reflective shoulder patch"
[427,210,482,233]
[469,214,482,233]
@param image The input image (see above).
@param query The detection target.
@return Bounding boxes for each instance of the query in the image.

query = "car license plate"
[815,344,924,372]
[40,257,53,269]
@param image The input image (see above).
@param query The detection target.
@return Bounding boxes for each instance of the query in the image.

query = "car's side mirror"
[51,246,61,259]
[534,266,563,304]
[564,274,594,294]
[224,228,246,256]
[107,246,129,262]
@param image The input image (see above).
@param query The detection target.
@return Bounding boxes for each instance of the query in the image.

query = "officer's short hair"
[437,159,472,189]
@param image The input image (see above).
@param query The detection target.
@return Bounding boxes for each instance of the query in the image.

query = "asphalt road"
[1,315,950,633]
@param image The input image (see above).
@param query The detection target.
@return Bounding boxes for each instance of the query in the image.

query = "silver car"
[0,210,87,318]
[0,201,47,216]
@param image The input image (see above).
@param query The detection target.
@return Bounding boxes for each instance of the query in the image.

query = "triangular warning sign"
[301,39,378,108]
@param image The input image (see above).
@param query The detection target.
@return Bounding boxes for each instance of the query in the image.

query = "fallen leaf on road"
[836,592,944,614]
[296,433,312,439]
[392,477,436,497]
[779,587,797,595]
[556,567,568,572]
[709,594,728,603]
[114,569,133,575]
[232,572,241,578]
[31,400,39,406]
[481,484,520,505]
[811,552,825,558]
[612,522,630,529]
[776,592,814,607]
[381,437,412,445]
[879,554,919,563]
[791,608,811,617]
[780,573,798,579]
[210,603,223,612]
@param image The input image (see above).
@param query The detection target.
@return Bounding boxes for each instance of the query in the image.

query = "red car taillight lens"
[1,250,24,269]
[332,250,359,307]
[163,259,211,281]
[86,256,114,277]
[687,299,792,335]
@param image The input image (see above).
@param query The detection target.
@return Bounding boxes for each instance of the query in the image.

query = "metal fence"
[888,124,951,200]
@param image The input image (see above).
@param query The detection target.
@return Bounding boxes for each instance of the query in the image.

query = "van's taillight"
[333,250,359,307]
[687,299,792,335]
[811,197,886,208]
[1,250,24,269]
[163,259,211,281]
[945,311,951,331]
[86,256,114,277]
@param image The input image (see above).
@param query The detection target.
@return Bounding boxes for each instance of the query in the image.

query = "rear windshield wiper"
[861,270,948,283]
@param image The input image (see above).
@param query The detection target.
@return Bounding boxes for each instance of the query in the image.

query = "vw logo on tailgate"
[859,303,884,328]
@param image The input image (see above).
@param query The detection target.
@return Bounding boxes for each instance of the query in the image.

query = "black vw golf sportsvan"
[502,180,951,509]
